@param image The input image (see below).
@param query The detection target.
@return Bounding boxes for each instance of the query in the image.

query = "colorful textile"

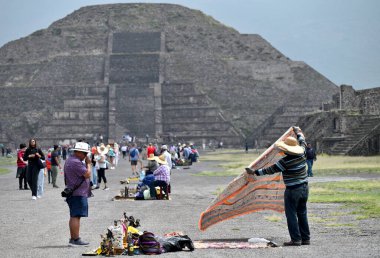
[193,241,270,249]
[199,128,295,231]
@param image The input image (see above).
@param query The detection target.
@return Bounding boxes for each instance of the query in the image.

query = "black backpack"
[138,232,162,255]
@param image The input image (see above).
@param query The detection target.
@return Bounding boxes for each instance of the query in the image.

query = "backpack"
[139,231,162,254]
[130,148,137,158]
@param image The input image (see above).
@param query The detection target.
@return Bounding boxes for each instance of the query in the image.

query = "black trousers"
[97,168,107,184]
[27,165,40,196]
[18,167,28,189]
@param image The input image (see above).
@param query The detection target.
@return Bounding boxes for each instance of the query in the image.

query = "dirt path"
[0,155,379,257]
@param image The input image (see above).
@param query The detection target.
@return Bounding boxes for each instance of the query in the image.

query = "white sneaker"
[32,196,37,200]
[37,195,42,198]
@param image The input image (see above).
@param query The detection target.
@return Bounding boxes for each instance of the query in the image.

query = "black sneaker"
[283,240,301,246]
[69,238,89,247]
[302,240,310,245]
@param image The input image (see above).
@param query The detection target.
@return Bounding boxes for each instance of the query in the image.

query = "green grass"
[264,215,282,222]
[0,168,10,175]
[0,156,16,166]
[198,149,380,176]
[310,180,380,219]
[325,223,356,228]
[0,157,15,175]
[313,154,380,175]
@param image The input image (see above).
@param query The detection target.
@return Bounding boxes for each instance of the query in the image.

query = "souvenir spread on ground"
[82,212,195,256]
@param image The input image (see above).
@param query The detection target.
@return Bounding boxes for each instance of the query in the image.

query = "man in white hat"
[63,142,92,246]
[246,126,310,247]
[160,145,172,170]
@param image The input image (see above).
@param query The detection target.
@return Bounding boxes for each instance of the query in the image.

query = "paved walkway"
[0,154,379,257]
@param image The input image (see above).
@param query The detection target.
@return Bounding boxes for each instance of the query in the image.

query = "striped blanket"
[199,128,295,231]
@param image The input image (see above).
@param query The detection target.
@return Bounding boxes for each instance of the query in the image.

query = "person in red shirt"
[46,150,52,184]
[16,143,28,190]
[147,143,156,157]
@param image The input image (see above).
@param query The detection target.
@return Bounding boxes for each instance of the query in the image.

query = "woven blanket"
[194,241,269,249]
[199,128,295,231]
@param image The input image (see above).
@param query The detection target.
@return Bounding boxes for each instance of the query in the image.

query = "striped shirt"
[256,134,308,187]
[153,164,170,184]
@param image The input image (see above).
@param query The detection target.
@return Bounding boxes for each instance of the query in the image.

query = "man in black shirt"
[51,145,62,188]
[305,143,317,177]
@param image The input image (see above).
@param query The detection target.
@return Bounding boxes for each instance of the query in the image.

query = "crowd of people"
[13,137,202,245]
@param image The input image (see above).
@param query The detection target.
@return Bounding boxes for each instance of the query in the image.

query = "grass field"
[0,157,16,175]
[198,149,380,176]
[310,180,380,219]
[0,156,16,166]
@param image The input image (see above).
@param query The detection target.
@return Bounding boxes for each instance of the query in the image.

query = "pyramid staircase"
[330,116,380,155]
[254,104,319,147]
[36,87,108,145]
[161,82,244,145]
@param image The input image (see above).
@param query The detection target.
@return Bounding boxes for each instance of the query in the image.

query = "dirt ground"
[0,151,379,258]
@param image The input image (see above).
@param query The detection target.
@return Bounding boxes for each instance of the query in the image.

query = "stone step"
[164,116,222,124]
[53,111,107,120]
[64,99,107,109]
[39,125,104,134]
[173,130,239,138]
[162,95,209,106]
[164,122,232,132]
[49,120,106,126]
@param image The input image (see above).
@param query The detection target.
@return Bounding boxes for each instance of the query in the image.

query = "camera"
[61,187,74,198]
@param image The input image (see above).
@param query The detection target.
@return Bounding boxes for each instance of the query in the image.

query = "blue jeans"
[91,166,97,186]
[284,183,310,242]
[37,169,44,197]
[306,159,313,177]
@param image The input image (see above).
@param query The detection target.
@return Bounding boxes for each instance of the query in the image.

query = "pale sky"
[1,0,379,90]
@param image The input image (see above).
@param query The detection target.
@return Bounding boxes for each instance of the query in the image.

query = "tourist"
[246,126,310,246]
[95,143,109,190]
[37,159,47,198]
[91,145,98,188]
[190,145,199,162]
[64,141,91,246]
[161,145,172,170]
[149,155,170,198]
[114,142,119,167]
[51,145,61,188]
[107,145,115,169]
[62,146,67,160]
[121,144,127,159]
[147,143,155,157]
[46,149,52,184]
[183,144,191,161]
[129,143,140,176]
[23,138,45,200]
[1,147,4,157]
[16,143,28,190]
[306,143,317,177]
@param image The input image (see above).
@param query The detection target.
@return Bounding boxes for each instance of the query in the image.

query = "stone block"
[112,32,161,53]
[109,54,159,83]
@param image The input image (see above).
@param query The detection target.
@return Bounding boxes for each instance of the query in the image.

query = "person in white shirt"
[160,145,172,170]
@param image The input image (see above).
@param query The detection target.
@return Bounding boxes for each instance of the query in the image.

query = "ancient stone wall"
[299,85,380,155]
[0,4,340,148]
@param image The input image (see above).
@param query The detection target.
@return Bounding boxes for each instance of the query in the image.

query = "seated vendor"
[144,154,158,175]
[149,155,170,198]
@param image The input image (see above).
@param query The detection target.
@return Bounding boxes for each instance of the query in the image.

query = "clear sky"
[1,0,379,90]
